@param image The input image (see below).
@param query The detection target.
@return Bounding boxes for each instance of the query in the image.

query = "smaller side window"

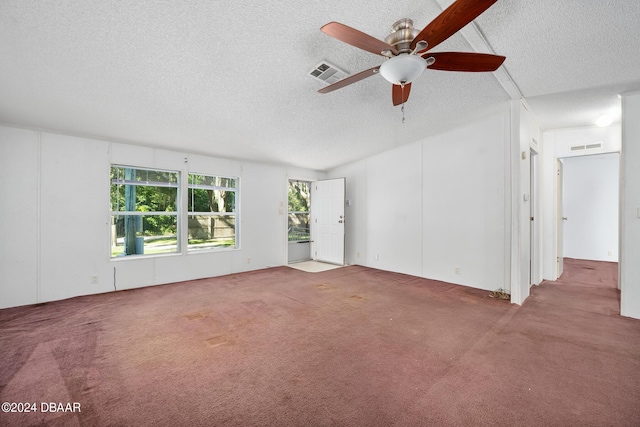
[188,174,238,251]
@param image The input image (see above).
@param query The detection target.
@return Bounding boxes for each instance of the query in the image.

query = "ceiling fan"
[318,0,506,107]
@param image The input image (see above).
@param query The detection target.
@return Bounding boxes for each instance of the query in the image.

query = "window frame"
[186,172,240,253]
[110,165,181,259]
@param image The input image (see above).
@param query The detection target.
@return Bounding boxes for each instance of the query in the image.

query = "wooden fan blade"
[321,22,398,56]
[426,52,505,72]
[411,0,498,52]
[392,83,412,106]
[318,66,380,94]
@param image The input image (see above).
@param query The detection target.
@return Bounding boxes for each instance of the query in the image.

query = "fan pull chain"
[401,83,406,124]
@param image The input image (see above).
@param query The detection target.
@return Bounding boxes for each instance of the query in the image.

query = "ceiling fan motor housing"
[384,19,420,54]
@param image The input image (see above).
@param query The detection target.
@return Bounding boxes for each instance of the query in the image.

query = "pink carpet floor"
[1,258,639,426]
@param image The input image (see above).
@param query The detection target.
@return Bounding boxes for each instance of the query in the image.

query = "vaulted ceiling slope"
[1,1,638,170]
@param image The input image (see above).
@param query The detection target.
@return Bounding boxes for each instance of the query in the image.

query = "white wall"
[424,112,510,290]
[328,108,513,293]
[0,127,40,307]
[368,142,423,277]
[562,154,619,262]
[0,125,324,309]
[620,90,640,319]
[554,126,622,158]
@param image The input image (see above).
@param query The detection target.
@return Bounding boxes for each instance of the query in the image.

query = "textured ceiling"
[1,0,639,170]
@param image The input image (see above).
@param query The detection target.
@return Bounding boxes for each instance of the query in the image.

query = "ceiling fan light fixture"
[379,54,427,85]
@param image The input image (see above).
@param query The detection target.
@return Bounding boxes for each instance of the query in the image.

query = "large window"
[110,166,179,257]
[288,180,311,242]
[188,174,238,251]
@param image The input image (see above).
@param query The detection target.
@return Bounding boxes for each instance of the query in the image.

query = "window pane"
[188,188,235,213]
[111,166,178,213]
[288,213,310,241]
[113,186,178,212]
[217,177,237,188]
[111,214,178,257]
[111,166,178,185]
[136,186,178,212]
[189,174,236,189]
[186,173,238,252]
[288,181,310,212]
[288,180,310,242]
[188,215,236,251]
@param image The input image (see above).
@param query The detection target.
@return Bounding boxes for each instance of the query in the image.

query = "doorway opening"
[286,178,346,268]
[287,180,312,264]
[560,153,619,269]
[554,152,621,309]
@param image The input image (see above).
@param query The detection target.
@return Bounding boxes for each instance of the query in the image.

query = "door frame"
[285,177,346,266]
[312,178,346,265]
[556,152,621,271]
[556,158,564,278]
[530,148,540,286]
[286,179,313,264]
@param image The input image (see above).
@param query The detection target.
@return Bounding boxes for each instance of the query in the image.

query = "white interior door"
[314,178,345,265]
[556,159,564,278]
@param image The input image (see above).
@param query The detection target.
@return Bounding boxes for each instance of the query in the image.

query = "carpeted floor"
[1,258,639,426]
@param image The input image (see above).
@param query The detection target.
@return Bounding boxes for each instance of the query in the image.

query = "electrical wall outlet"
[247,257,251,264]
[454,266,461,274]
[91,275,99,284]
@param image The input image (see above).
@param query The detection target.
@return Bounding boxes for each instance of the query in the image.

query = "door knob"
[562,217,568,221]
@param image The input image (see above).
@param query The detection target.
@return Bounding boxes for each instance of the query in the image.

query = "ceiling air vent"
[308,61,348,85]
[570,142,603,152]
